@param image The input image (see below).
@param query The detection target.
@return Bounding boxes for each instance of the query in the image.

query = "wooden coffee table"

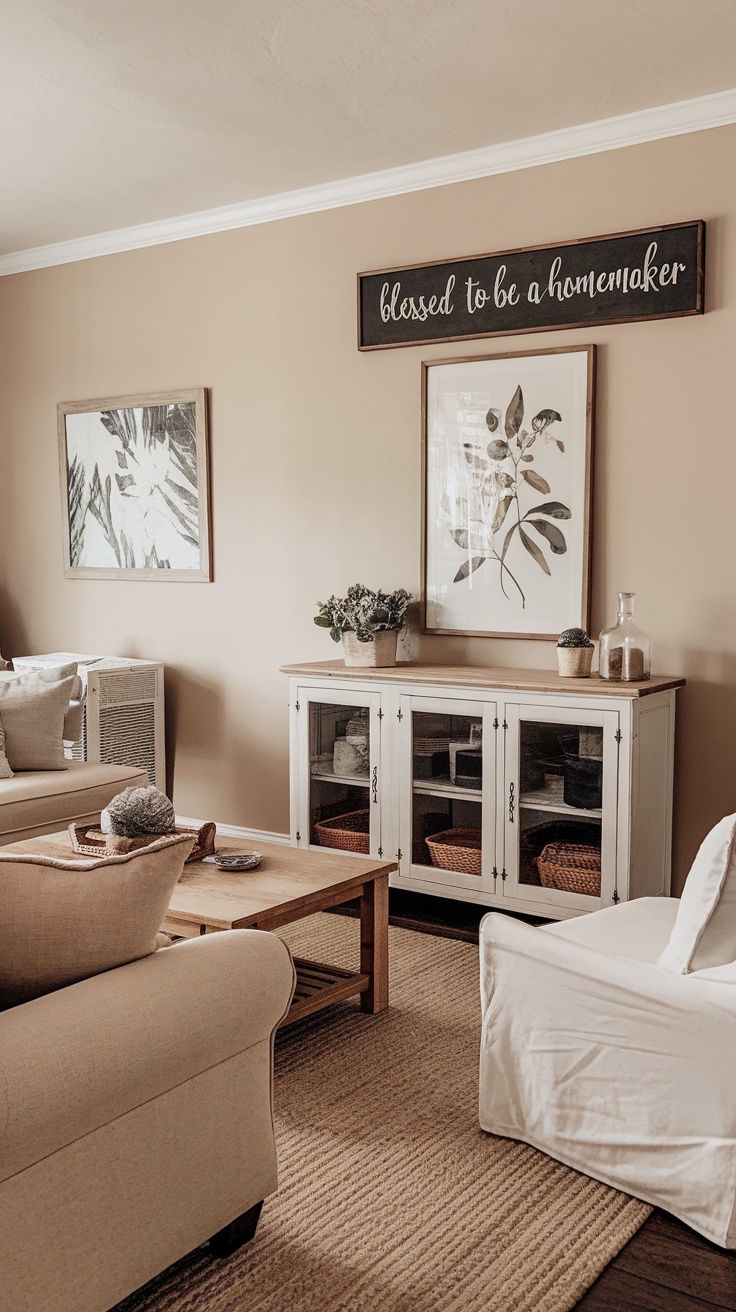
[6,829,395,1027]
[161,839,396,1026]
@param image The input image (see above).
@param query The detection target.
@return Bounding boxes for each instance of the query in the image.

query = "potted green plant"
[556,627,595,677]
[314,584,412,667]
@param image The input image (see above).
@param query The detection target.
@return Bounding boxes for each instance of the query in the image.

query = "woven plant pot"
[342,630,398,668]
[556,646,594,678]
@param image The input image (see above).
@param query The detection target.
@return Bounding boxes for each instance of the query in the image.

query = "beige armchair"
[0,929,295,1312]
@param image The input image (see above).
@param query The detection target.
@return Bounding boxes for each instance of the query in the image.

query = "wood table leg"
[359,873,389,1013]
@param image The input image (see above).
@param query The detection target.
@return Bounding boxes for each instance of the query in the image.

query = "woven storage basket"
[425,828,482,876]
[413,736,452,755]
[535,841,601,896]
[313,809,370,854]
[69,821,216,863]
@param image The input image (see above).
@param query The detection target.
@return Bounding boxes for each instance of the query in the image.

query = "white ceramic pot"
[342,630,398,668]
[556,646,594,677]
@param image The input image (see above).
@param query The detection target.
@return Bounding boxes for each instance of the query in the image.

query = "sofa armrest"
[0,929,295,1184]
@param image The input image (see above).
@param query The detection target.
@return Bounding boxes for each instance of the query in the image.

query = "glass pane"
[517,719,602,894]
[412,710,482,875]
[309,702,370,852]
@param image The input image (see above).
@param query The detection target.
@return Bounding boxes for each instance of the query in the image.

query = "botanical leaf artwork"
[424,348,592,639]
[447,385,570,609]
[65,402,201,571]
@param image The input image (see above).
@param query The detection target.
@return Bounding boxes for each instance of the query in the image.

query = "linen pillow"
[0,663,83,745]
[0,665,78,770]
[0,663,81,701]
[0,832,195,1008]
[0,715,12,779]
[657,813,736,973]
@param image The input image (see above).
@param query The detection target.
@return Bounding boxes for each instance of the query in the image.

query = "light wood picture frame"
[422,346,594,639]
[58,387,212,581]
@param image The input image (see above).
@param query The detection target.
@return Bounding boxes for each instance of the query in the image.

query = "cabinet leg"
[210,1200,263,1257]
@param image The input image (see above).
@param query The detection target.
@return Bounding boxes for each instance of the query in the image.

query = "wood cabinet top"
[280,660,685,698]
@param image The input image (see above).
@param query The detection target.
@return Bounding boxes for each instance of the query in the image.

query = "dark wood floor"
[576,1211,736,1311]
[331,889,736,1311]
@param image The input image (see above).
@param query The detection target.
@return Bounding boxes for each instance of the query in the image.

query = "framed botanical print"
[58,387,211,581]
[422,346,594,638]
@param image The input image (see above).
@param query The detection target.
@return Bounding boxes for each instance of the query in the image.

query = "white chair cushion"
[545,896,679,963]
[657,813,736,974]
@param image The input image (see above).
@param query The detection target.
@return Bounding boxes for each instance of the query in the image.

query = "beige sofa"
[0,927,296,1312]
[0,760,148,846]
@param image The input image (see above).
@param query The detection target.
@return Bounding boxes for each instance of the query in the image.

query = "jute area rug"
[116,914,651,1312]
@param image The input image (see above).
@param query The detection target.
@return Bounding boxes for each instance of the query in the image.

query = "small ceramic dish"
[203,851,263,872]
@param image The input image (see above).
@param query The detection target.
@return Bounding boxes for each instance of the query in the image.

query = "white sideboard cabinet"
[281,662,685,920]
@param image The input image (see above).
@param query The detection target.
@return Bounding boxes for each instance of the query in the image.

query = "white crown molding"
[2,87,735,277]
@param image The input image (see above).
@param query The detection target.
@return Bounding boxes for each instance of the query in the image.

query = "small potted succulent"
[314,584,412,667]
[556,627,595,677]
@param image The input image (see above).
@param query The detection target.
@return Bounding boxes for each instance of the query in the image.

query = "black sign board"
[358,221,704,350]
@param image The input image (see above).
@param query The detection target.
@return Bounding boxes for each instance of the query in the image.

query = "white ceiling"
[2,0,736,257]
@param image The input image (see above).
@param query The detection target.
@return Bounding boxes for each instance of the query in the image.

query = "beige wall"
[1,125,735,892]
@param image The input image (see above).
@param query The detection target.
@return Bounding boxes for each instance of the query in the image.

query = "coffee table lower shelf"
[281,957,370,1028]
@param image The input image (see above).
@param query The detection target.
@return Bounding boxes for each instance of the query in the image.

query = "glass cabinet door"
[398,694,496,892]
[503,704,620,908]
[296,688,382,856]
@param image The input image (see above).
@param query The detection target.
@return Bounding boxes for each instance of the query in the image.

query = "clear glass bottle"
[599,592,651,681]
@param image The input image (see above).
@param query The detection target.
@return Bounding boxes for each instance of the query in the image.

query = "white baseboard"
[176,815,290,846]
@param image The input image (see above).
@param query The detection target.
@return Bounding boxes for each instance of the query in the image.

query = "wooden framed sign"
[358,220,704,350]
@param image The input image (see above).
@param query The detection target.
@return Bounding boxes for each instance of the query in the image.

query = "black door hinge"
[615,729,622,744]
[612,889,620,904]
[500,867,507,881]
[378,846,383,857]
[397,708,404,721]
[296,830,301,843]
[295,700,300,712]
[378,708,384,720]
[493,717,499,730]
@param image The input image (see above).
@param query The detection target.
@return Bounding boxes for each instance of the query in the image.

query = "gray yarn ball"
[101,786,176,838]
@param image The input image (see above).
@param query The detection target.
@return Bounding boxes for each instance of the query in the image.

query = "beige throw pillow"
[0,716,12,779]
[0,663,83,746]
[0,832,195,1008]
[0,666,78,770]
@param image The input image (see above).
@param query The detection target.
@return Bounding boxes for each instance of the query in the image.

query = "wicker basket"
[535,841,601,896]
[413,736,452,755]
[69,821,216,863]
[313,809,370,854]
[425,828,482,876]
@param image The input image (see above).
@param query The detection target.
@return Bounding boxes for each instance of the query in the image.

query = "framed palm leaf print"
[58,388,211,581]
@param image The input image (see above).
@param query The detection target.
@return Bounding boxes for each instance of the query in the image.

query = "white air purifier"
[12,653,166,791]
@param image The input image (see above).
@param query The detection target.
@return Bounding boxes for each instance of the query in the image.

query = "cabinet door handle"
[371,766,378,804]
[508,781,515,823]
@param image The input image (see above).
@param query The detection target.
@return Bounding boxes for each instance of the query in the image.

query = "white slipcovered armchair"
[479,815,736,1248]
